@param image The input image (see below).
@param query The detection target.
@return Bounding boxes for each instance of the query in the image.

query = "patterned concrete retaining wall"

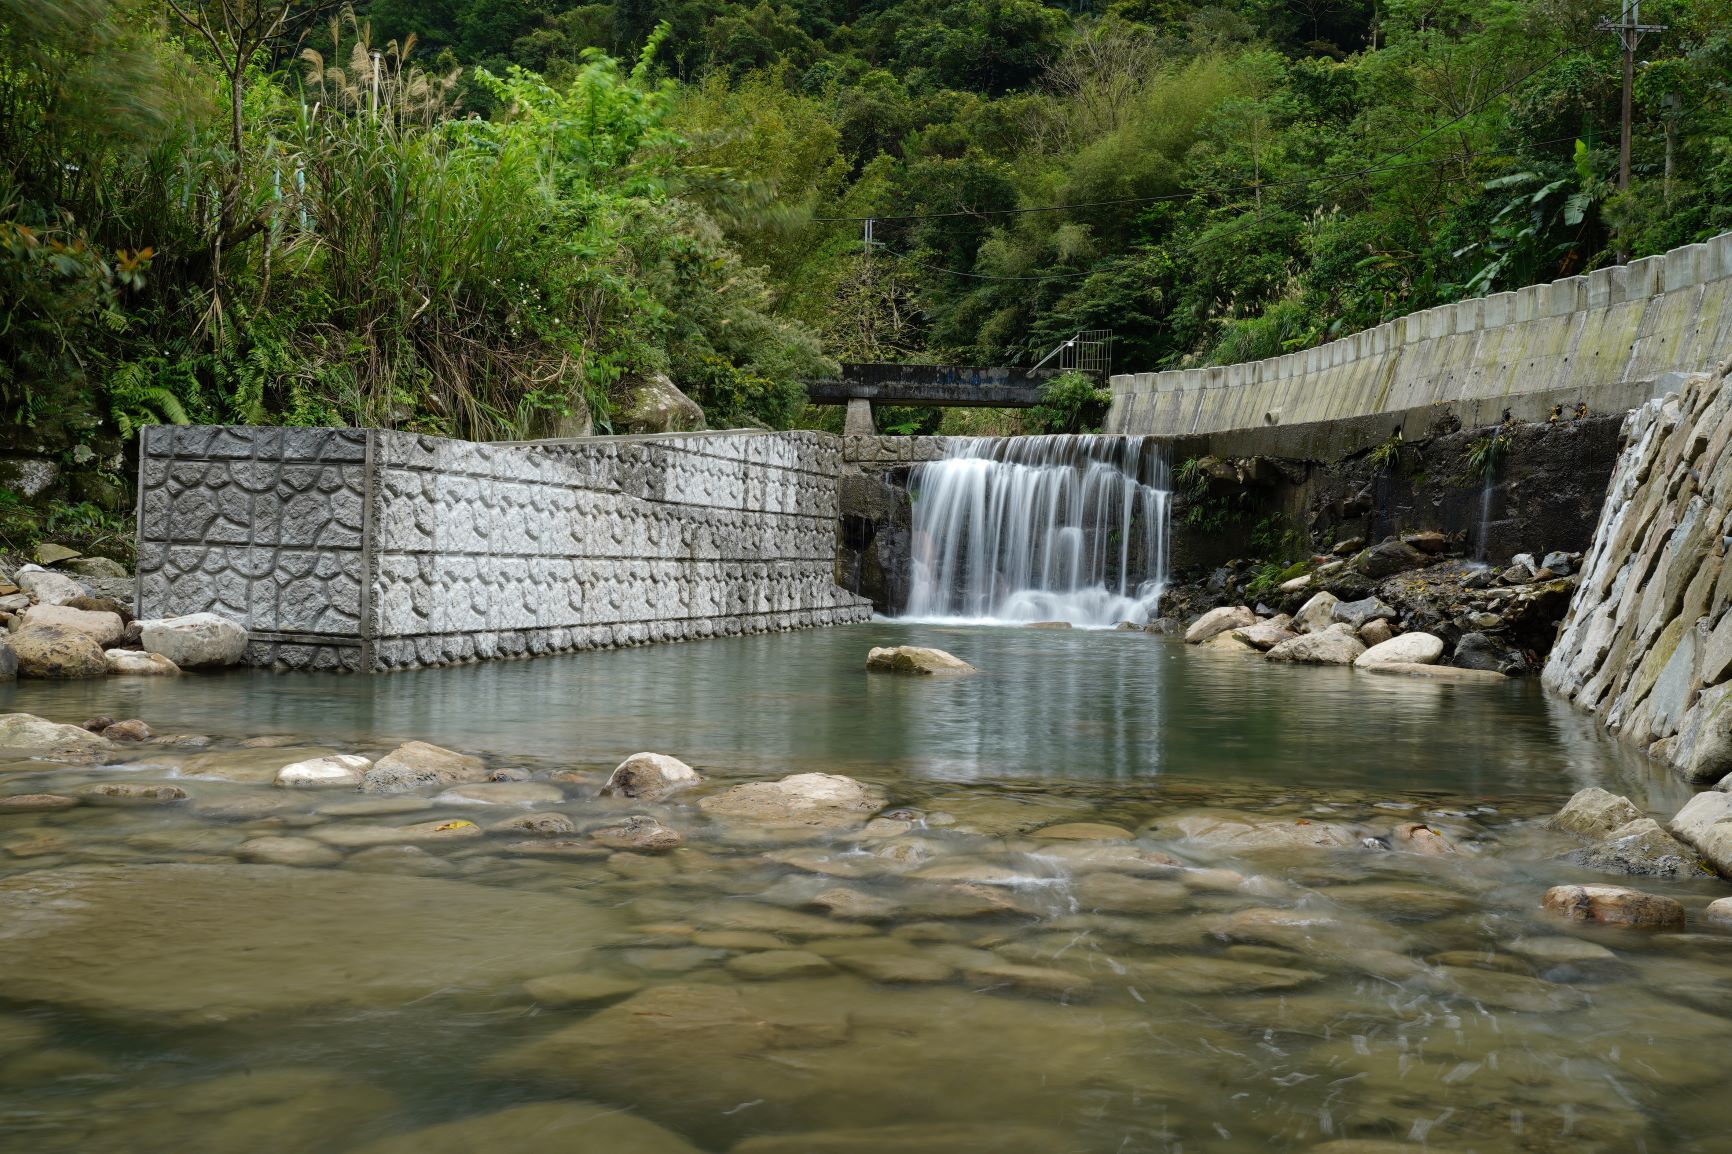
[136,426,873,672]
[1108,231,1732,437]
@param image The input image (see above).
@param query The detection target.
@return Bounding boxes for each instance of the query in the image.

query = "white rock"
[698,772,888,831]
[1185,606,1255,644]
[19,604,123,646]
[1551,787,1644,837]
[1669,790,1732,876]
[14,567,88,606]
[0,712,114,761]
[1265,630,1365,665]
[138,612,248,668]
[1355,632,1445,667]
[275,755,372,789]
[104,650,180,676]
[601,752,700,799]
[865,646,975,674]
[1291,591,1340,634]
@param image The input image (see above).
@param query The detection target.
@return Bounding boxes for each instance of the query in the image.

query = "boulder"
[1265,629,1365,665]
[1331,596,1395,629]
[698,772,887,832]
[1148,809,1360,850]
[600,751,700,799]
[1184,605,1255,644]
[1357,619,1394,646]
[1551,787,1645,837]
[1541,550,1577,576]
[1291,591,1339,634]
[727,950,837,981]
[1540,883,1685,928]
[1355,539,1427,578]
[617,371,706,434]
[34,542,80,565]
[1570,818,1706,879]
[1200,632,1258,654]
[1668,790,1732,876]
[360,741,487,793]
[1360,662,1507,682]
[76,782,188,806]
[138,612,247,668]
[1231,619,1295,650]
[101,719,151,741]
[1453,631,1528,675]
[434,781,565,806]
[1670,683,1732,784]
[0,793,79,812]
[10,624,108,679]
[487,812,576,837]
[588,815,684,853]
[15,566,88,606]
[865,646,975,675]
[0,712,114,761]
[1355,632,1444,668]
[1706,897,1732,927]
[521,973,641,1007]
[275,755,372,789]
[309,818,482,848]
[236,836,344,867]
[104,650,180,676]
[19,603,123,646]
[1402,530,1448,554]
[349,1100,706,1154]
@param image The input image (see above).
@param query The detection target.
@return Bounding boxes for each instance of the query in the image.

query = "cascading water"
[903,435,1172,627]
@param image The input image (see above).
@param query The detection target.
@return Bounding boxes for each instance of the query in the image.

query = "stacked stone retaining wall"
[136,426,873,672]
[1109,231,1732,438]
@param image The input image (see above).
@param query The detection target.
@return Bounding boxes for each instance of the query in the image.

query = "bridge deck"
[804,363,1070,408]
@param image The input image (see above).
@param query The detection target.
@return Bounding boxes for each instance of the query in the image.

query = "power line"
[817,44,1578,227]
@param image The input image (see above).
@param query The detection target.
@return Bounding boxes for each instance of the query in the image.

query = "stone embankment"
[0,549,251,684]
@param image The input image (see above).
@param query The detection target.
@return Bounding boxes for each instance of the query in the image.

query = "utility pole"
[1598,0,1666,190]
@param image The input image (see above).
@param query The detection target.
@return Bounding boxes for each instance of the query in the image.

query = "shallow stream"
[1,624,1729,1153]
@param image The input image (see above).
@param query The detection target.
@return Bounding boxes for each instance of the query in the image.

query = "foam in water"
[903,435,1171,627]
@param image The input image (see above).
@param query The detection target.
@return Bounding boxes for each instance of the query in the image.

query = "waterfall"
[903,435,1172,627]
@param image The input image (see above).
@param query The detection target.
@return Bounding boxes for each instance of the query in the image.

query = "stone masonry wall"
[1544,359,1732,784]
[1109,231,1732,438]
[137,426,873,672]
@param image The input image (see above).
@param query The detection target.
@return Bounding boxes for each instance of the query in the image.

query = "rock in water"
[1264,629,1365,665]
[18,603,124,646]
[275,755,372,789]
[1570,818,1706,879]
[601,751,700,799]
[236,836,344,867]
[75,782,187,806]
[699,772,887,832]
[1541,884,1685,928]
[589,815,684,853]
[104,650,180,676]
[1668,790,1732,876]
[347,1101,706,1154]
[0,712,115,761]
[138,612,248,668]
[1184,605,1255,644]
[1550,787,1644,837]
[0,793,80,812]
[865,646,975,675]
[0,863,621,1025]
[1355,632,1444,667]
[360,741,487,793]
[10,624,109,679]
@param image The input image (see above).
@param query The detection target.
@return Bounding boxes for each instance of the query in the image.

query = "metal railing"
[1031,330,1113,376]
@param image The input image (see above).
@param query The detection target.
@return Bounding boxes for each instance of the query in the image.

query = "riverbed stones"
[1362,662,1508,682]
[1148,809,1359,850]
[0,712,115,762]
[20,603,124,646]
[1541,883,1685,928]
[865,646,976,674]
[1029,821,1133,841]
[351,1100,705,1154]
[235,836,343,867]
[1551,786,1644,836]
[727,949,837,980]
[1355,632,1444,667]
[521,972,641,1007]
[589,815,684,853]
[309,818,481,848]
[274,754,371,788]
[964,962,1092,996]
[104,649,180,676]
[1331,597,1396,629]
[1570,817,1705,879]
[75,781,187,806]
[10,623,109,678]
[731,1123,1077,1154]
[0,863,624,1024]
[1185,605,1255,644]
[600,751,700,799]
[0,792,79,812]
[1705,897,1732,926]
[360,740,486,793]
[15,567,87,605]
[487,811,576,836]
[1070,872,1188,913]
[1265,628,1365,665]
[433,781,564,805]
[100,719,151,741]
[1232,619,1297,650]
[138,612,247,668]
[699,772,887,832]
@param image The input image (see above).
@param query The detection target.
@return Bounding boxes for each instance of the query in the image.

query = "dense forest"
[2,0,1729,541]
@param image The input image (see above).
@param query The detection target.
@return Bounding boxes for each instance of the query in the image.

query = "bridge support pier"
[844,398,875,436]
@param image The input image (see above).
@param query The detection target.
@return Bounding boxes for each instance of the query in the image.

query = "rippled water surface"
[1,624,1729,1153]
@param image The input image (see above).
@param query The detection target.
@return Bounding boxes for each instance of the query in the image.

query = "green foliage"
[1465,429,1511,482]
[1027,371,1111,435]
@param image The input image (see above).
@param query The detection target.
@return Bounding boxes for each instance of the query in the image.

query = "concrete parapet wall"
[1108,231,1732,437]
[136,426,873,672]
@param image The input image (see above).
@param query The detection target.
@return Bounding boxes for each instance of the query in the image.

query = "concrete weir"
[136,426,872,672]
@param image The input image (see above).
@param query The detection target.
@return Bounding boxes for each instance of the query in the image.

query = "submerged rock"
[1184,605,1255,644]
[1541,883,1685,928]
[1572,817,1706,878]
[727,949,837,980]
[360,741,487,793]
[433,781,565,806]
[0,793,79,812]
[235,836,343,868]
[699,772,887,832]
[1360,662,1507,683]
[1355,632,1444,667]
[309,818,481,848]
[865,646,976,675]
[1149,810,1359,850]
[589,815,684,853]
[486,812,576,837]
[351,1100,705,1154]
[600,751,700,799]
[0,712,115,762]
[75,781,187,806]
[730,1123,1077,1154]
[138,612,247,668]
[521,972,641,1007]
[274,754,371,789]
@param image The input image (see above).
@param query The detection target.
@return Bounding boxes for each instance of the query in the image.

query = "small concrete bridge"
[805,364,1068,434]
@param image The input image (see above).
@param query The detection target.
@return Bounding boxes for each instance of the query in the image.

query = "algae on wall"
[1545,359,1732,784]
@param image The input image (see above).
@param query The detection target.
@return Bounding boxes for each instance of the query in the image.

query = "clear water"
[905,436,1171,627]
[1,624,1728,1154]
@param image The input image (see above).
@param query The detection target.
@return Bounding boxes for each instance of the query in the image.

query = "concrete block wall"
[1108,231,1732,436]
[137,426,873,672]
